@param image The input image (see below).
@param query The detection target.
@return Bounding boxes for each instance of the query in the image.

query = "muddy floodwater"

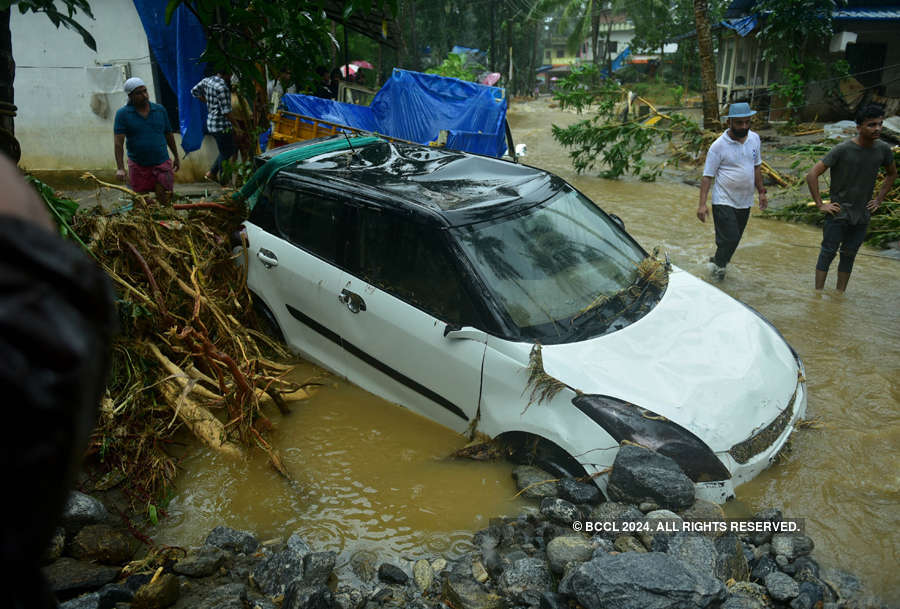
[154,99,899,599]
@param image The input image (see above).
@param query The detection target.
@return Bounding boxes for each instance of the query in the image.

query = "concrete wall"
[11,0,216,178]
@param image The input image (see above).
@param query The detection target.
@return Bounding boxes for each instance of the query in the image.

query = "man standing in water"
[697,102,768,280]
[806,104,896,292]
[192,68,236,183]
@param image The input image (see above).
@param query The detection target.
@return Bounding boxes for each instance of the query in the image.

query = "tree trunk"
[694,0,720,129]
[0,9,20,163]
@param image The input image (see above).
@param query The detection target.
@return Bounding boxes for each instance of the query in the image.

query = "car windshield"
[452,188,661,342]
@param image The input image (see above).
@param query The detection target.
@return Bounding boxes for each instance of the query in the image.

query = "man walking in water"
[697,102,768,280]
[806,103,896,292]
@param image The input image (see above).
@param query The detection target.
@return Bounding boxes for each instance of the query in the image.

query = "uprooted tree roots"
[70,179,316,503]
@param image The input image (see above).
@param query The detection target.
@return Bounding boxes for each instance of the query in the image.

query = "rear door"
[244,182,348,376]
[337,205,487,433]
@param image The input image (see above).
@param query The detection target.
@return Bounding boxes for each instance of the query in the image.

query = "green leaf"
[148,504,159,526]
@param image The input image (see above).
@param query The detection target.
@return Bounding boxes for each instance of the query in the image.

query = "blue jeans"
[816,216,868,273]
[210,130,237,177]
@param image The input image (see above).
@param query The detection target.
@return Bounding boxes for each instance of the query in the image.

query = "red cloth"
[128,158,174,193]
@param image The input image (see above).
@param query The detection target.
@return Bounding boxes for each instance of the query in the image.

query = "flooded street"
[155,99,898,599]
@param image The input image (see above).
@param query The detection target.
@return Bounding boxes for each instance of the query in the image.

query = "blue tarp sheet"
[280,69,508,158]
[132,0,207,154]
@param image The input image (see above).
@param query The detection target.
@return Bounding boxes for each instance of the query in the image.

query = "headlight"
[572,394,731,482]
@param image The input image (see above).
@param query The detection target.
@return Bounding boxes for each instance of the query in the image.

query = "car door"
[337,205,487,433]
[244,182,348,376]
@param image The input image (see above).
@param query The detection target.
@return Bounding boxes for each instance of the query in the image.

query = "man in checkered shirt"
[191,68,237,182]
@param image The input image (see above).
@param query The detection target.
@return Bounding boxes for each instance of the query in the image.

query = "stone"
[334,585,365,609]
[283,582,334,609]
[638,502,660,512]
[613,535,648,554]
[720,596,766,609]
[98,583,135,608]
[191,583,248,609]
[378,562,409,585]
[818,565,864,602]
[715,534,750,582]
[303,551,336,587]
[775,554,790,569]
[349,549,377,582]
[172,546,227,578]
[765,571,800,601]
[557,564,578,597]
[70,524,136,565]
[61,491,108,534]
[540,590,568,609]
[59,593,100,609]
[430,557,448,574]
[539,497,580,525]
[588,502,645,540]
[512,465,558,499]
[413,559,433,591]
[484,545,528,580]
[590,536,615,555]
[681,500,726,535]
[771,534,814,560]
[43,558,119,596]
[131,573,179,609]
[251,532,309,596]
[666,532,718,579]
[546,535,594,575]
[571,552,726,609]
[204,526,259,555]
[606,445,695,511]
[640,509,684,551]
[44,526,66,564]
[442,573,503,609]
[790,581,824,609]
[750,554,778,583]
[791,556,819,580]
[557,478,602,505]
[727,580,769,606]
[747,508,782,546]
[498,557,552,607]
[472,560,489,583]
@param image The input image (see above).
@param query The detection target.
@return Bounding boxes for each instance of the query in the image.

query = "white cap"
[124,77,146,95]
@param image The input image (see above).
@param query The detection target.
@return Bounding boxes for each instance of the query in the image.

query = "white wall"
[11,0,215,177]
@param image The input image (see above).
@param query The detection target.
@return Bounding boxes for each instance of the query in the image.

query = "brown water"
[155,99,899,599]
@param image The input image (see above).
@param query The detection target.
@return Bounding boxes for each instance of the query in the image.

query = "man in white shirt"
[697,102,768,280]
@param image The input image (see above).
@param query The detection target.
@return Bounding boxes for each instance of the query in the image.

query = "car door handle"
[338,288,366,314]
[257,248,278,269]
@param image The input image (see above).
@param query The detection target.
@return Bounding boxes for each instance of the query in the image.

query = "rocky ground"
[47,445,894,609]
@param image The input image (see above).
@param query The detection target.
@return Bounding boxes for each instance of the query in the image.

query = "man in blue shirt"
[114,77,180,203]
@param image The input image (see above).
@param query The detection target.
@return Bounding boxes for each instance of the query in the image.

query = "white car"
[240,137,807,503]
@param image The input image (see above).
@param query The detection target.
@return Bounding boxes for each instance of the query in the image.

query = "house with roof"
[717,0,900,120]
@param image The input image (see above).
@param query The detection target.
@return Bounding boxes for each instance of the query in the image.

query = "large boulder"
[666,533,718,579]
[570,552,726,609]
[43,558,119,597]
[69,524,135,565]
[557,478,602,505]
[251,532,310,596]
[61,492,108,534]
[204,526,259,555]
[172,546,228,578]
[606,445,695,511]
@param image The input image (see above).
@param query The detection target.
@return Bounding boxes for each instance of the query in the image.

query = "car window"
[273,187,342,264]
[354,207,477,325]
[451,188,652,341]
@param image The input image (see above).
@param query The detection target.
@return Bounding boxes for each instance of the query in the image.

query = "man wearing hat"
[114,77,180,203]
[697,102,768,280]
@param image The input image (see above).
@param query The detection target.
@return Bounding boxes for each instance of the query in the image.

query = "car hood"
[540,268,799,452]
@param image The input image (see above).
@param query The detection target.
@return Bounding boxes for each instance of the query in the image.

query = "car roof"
[266,138,565,227]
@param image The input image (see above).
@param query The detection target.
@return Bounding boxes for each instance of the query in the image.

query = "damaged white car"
[238,137,807,503]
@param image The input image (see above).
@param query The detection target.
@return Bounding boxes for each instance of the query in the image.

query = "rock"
[191,583,248,609]
[539,497,580,525]
[173,546,227,578]
[819,565,864,602]
[546,535,593,575]
[790,581,824,609]
[131,573,179,609]
[726,580,769,606]
[69,524,135,565]
[251,532,310,596]
[681,500,726,534]
[557,564,578,597]
[791,556,819,580]
[378,562,409,585]
[430,557,448,574]
[471,560,489,583]
[283,582,334,609]
[666,532,717,579]
[747,509,782,546]
[588,502,645,540]
[540,590,568,609]
[557,478,602,505]
[775,554,790,569]
[442,573,503,609]
[412,559,433,591]
[640,509,684,551]
[750,554,778,583]
[512,465,558,499]
[765,571,800,601]
[348,549,377,582]
[498,557,552,607]
[303,551,336,587]
[43,558,119,596]
[334,585,365,609]
[61,491,108,534]
[606,445,695,511]
[614,535,648,554]
[45,526,66,563]
[590,536,615,556]
[571,552,726,609]
[715,534,750,582]
[59,593,100,609]
[483,545,527,580]
[770,534,814,560]
[204,526,259,555]
[720,595,766,609]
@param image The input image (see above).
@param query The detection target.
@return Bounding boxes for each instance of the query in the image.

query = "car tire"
[251,293,285,343]
[502,432,588,480]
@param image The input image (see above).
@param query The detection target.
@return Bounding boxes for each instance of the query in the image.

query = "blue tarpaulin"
[721,15,758,37]
[280,69,508,158]
[132,0,207,154]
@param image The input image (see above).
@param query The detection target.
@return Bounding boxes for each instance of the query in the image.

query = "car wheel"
[501,432,588,480]
[251,293,285,343]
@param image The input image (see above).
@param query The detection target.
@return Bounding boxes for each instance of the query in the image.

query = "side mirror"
[443,324,488,344]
